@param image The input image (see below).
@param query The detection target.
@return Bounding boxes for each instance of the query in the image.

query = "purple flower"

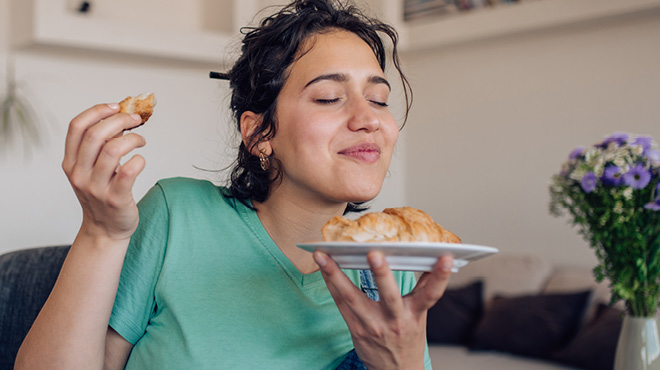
[581,172,597,193]
[569,146,585,160]
[601,165,623,186]
[645,149,660,163]
[623,164,651,189]
[643,182,660,210]
[633,136,653,151]
[645,198,660,211]
[598,132,629,148]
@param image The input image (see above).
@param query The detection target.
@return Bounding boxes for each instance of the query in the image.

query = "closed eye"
[316,98,340,104]
[370,100,388,107]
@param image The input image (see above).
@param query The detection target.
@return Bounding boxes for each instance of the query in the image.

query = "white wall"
[0,51,230,252]
[401,11,660,268]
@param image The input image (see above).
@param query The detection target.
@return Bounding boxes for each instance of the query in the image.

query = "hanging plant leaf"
[0,58,44,156]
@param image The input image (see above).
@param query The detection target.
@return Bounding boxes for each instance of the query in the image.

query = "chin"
[340,186,382,204]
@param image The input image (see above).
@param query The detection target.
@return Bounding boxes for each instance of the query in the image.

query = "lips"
[339,143,381,163]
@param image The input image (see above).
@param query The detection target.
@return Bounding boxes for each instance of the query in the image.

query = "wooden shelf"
[401,0,660,51]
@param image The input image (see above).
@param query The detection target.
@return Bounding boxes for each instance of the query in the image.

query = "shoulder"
[156,177,218,191]
[154,177,226,200]
[148,177,243,214]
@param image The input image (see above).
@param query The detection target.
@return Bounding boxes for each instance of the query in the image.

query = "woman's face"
[266,29,399,207]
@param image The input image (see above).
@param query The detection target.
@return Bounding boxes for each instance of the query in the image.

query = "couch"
[0,246,622,369]
[0,245,70,369]
[426,253,624,370]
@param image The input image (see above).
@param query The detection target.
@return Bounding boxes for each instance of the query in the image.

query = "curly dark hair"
[226,0,412,214]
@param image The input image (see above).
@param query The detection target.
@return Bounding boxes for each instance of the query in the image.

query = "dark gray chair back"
[0,245,70,369]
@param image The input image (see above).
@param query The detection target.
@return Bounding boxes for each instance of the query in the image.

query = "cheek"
[390,123,400,143]
[273,118,334,158]
[383,118,400,148]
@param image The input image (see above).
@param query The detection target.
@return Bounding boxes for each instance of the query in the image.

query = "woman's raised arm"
[15,103,145,369]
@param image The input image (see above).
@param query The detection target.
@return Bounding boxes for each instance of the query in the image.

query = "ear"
[240,111,272,156]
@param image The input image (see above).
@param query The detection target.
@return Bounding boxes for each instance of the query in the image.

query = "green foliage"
[0,59,43,155]
[549,134,660,317]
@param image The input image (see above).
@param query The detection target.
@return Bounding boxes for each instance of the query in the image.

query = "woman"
[16,1,453,369]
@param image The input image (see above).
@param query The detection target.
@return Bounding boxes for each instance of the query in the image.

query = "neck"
[253,189,347,274]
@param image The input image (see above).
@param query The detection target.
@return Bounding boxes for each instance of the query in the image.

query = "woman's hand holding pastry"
[62,103,147,242]
[315,251,453,370]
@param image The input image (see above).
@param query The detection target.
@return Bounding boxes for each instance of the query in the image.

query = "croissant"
[322,207,461,243]
[118,93,155,127]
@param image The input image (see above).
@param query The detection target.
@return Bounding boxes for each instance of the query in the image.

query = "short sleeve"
[109,184,170,344]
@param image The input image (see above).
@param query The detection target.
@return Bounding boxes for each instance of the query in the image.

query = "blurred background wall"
[402,10,660,267]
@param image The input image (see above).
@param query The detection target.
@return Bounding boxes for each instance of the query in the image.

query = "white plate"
[297,242,499,272]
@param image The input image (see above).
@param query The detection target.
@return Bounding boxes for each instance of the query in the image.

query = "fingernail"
[314,252,327,267]
[130,114,142,123]
[440,256,454,272]
[108,103,119,110]
[369,252,384,268]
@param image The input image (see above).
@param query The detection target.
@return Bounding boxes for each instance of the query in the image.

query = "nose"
[347,98,381,133]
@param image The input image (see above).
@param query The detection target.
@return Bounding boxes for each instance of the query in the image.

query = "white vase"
[615,315,660,370]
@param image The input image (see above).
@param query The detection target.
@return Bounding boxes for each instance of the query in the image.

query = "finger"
[89,133,146,189]
[314,251,371,316]
[322,270,362,326]
[75,113,142,172]
[110,154,146,199]
[316,252,378,333]
[415,254,454,288]
[63,103,120,173]
[367,251,405,318]
[409,255,453,313]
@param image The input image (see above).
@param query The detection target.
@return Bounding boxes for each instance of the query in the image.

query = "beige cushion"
[449,254,553,303]
[542,267,611,301]
[428,345,577,370]
[542,267,624,320]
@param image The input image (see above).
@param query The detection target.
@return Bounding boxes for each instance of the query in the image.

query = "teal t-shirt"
[109,177,432,369]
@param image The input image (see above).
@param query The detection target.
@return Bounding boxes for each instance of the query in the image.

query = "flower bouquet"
[549,132,660,317]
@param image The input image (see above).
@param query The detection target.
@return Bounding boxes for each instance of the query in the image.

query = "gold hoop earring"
[259,150,270,171]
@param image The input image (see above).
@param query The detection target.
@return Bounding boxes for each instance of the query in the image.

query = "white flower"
[614,201,624,214]
[614,155,627,169]
[584,148,599,164]
[623,187,633,200]
[591,156,605,173]
[593,164,604,177]
[570,167,586,182]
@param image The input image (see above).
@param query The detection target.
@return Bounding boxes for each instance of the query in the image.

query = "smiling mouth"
[339,143,381,163]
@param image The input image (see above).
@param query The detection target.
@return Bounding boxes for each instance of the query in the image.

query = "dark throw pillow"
[552,304,623,370]
[426,281,483,344]
[469,290,591,358]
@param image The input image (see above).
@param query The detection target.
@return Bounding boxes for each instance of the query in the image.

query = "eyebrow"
[304,73,391,91]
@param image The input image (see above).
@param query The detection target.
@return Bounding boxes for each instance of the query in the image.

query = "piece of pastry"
[118,93,155,127]
[322,207,461,243]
